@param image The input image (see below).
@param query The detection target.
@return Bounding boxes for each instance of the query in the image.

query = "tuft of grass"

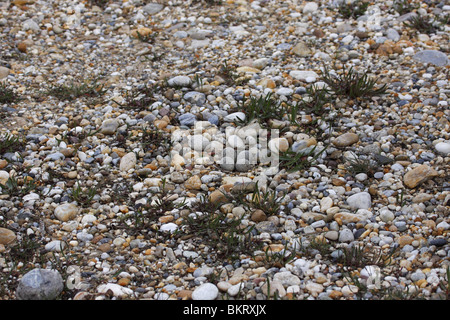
[279,144,327,173]
[337,0,369,19]
[321,65,388,100]
[345,153,380,176]
[0,175,37,197]
[69,181,97,207]
[0,83,20,104]
[403,14,439,34]
[237,92,286,127]
[0,133,25,155]
[393,0,419,15]
[114,85,156,111]
[45,78,106,101]
[289,85,332,123]
[180,209,261,262]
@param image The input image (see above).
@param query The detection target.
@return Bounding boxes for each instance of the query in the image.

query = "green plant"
[181,209,260,262]
[289,86,332,124]
[237,92,286,127]
[337,0,369,19]
[217,60,237,86]
[115,86,156,111]
[345,154,379,176]
[46,78,106,101]
[338,243,397,269]
[69,182,97,207]
[279,144,327,172]
[262,242,297,268]
[403,14,440,34]
[0,133,25,155]
[0,82,19,104]
[0,175,37,197]
[393,0,419,15]
[321,65,388,99]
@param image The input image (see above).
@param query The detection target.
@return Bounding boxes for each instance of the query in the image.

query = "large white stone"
[192,283,219,300]
[346,192,372,210]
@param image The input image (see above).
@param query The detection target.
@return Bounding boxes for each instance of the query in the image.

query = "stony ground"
[0,0,449,300]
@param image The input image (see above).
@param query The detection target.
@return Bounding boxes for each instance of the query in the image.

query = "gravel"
[0,0,448,301]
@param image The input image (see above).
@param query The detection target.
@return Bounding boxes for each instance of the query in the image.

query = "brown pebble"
[251,209,267,222]
[17,42,27,53]
[98,243,111,252]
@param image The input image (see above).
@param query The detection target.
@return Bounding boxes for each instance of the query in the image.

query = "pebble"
[346,192,372,210]
[332,133,359,147]
[403,165,439,189]
[0,0,448,302]
[168,76,191,87]
[413,50,449,67]
[54,203,79,222]
[192,283,219,300]
[0,228,16,245]
[435,142,450,155]
[16,269,64,300]
[120,152,137,172]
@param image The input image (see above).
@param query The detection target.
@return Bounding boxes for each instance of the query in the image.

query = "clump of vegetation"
[321,65,388,100]
[345,153,380,176]
[279,145,327,173]
[403,14,446,34]
[180,195,262,262]
[0,133,25,155]
[114,85,156,111]
[69,182,97,207]
[393,0,419,15]
[289,85,332,121]
[337,0,369,19]
[237,92,286,127]
[45,78,106,101]
[0,82,20,104]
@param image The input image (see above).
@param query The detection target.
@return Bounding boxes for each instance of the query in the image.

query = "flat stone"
[291,42,312,57]
[413,50,449,67]
[346,192,372,210]
[0,66,10,79]
[100,119,119,135]
[142,3,164,14]
[0,227,16,245]
[167,75,191,87]
[435,142,450,155]
[403,164,438,189]
[333,133,359,147]
[54,203,79,222]
[185,175,202,190]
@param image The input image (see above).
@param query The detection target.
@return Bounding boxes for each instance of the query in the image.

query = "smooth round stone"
[346,192,372,210]
[160,223,178,233]
[168,75,191,87]
[219,157,235,171]
[45,240,66,252]
[227,135,245,149]
[0,170,10,185]
[379,208,395,223]
[178,113,196,126]
[54,203,79,222]
[100,119,119,135]
[435,142,450,155]
[333,133,359,147]
[183,91,206,106]
[339,229,355,242]
[188,134,210,151]
[303,2,318,13]
[16,268,64,300]
[192,283,219,300]
[0,227,16,245]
